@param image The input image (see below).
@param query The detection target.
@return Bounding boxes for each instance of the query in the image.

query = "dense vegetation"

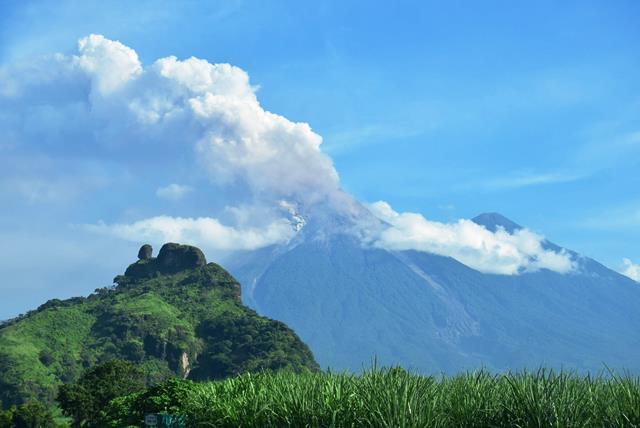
[0,243,318,411]
[0,402,57,428]
[102,366,640,427]
[57,360,146,427]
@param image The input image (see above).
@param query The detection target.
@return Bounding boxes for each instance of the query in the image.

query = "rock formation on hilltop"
[137,244,153,260]
[124,243,207,279]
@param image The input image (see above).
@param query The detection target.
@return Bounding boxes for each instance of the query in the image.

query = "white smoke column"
[1,34,343,207]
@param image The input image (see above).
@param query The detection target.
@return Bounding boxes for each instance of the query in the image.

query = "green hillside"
[0,243,318,409]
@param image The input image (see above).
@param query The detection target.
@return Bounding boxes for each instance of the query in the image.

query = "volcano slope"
[229,212,640,373]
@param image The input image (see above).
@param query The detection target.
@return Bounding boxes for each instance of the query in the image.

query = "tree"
[11,402,57,428]
[57,359,145,427]
[103,378,193,427]
[0,403,56,428]
[0,408,12,428]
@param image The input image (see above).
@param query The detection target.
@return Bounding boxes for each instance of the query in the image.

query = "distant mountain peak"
[471,212,523,234]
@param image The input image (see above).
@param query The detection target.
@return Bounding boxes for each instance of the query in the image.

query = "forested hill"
[0,243,318,409]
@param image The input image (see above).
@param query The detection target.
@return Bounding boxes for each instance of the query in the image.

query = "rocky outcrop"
[180,352,191,379]
[124,243,207,279]
[138,244,153,260]
[157,243,206,274]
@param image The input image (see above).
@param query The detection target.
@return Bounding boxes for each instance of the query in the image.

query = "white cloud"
[156,184,193,201]
[74,34,142,96]
[622,258,640,282]
[366,201,575,275]
[0,34,344,208]
[84,215,295,252]
[1,35,583,276]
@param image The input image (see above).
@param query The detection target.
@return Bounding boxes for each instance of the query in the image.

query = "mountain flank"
[0,243,318,409]
[229,211,640,374]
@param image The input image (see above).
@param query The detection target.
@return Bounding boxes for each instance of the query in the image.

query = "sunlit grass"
[175,366,640,427]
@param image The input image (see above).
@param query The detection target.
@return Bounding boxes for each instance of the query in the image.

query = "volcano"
[227,208,640,373]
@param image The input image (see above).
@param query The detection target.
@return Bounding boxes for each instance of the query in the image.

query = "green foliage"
[191,315,316,380]
[0,254,318,413]
[102,367,640,427]
[0,410,10,428]
[57,359,146,427]
[0,402,57,428]
[103,378,195,427]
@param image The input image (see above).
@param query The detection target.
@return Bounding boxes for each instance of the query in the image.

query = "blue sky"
[1,0,639,319]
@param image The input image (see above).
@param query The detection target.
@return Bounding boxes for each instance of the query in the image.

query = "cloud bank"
[367,201,575,275]
[1,34,576,275]
[622,258,640,282]
[85,216,295,252]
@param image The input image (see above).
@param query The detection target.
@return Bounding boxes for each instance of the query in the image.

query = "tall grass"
[174,366,640,427]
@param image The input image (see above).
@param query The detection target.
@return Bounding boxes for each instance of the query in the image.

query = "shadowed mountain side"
[229,213,640,374]
[402,250,640,371]
[244,236,474,372]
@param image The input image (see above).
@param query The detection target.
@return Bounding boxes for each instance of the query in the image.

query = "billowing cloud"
[74,34,142,95]
[366,201,575,275]
[84,215,295,252]
[622,258,640,282]
[156,184,193,201]
[1,34,341,207]
[2,35,577,276]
